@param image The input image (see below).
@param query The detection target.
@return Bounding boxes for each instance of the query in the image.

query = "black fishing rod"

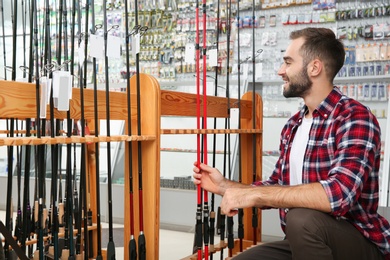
[251,0,258,246]
[209,0,222,258]
[220,2,234,258]
[81,0,91,258]
[103,0,116,259]
[21,22,34,251]
[90,0,103,258]
[22,0,27,79]
[32,0,46,258]
[47,1,65,258]
[124,0,137,258]
[64,0,76,259]
[0,0,6,80]
[4,151,14,260]
[4,0,18,257]
[226,0,235,251]
[22,13,35,255]
[74,0,84,258]
[21,119,32,256]
[14,122,23,245]
[134,0,146,258]
[11,0,18,81]
[236,0,244,252]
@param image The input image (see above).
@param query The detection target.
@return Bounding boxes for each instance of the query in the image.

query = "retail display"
[1,0,390,259]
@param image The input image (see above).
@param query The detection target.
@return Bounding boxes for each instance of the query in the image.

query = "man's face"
[277,38,312,98]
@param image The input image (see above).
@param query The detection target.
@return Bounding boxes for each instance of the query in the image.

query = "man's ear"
[308,59,322,77]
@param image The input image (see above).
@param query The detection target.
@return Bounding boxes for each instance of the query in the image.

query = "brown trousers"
[234,208,384,260]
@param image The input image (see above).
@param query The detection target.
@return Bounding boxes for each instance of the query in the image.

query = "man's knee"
[285,208,327,239]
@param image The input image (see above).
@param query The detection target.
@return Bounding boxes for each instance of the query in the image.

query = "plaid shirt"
[254,87,390,257]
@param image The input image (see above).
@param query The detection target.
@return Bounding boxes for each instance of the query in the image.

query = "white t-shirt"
[289,117,313,186]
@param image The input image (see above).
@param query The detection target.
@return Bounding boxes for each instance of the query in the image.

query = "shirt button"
[324,114,328,117]
[285,209,289,213]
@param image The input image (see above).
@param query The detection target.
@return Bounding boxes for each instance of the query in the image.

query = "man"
[193,27,390,259]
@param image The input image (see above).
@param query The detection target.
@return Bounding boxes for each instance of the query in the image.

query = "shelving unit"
[0,73,263,259]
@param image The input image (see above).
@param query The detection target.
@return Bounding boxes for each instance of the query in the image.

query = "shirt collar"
[298,87,342,120]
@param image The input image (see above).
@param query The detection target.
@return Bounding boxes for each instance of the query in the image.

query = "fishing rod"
[124,0,137,258]
[90,0,103,258]
[74,0,84,258]
[15,122,23,245]
[0,0,6,80]
[64,0,77,259]
[225,0,235,256]
[3,126,13,260]
[58,0,76,259]
[103,0,116,258]
[80,0,91,258]
[134,0,146,258]
[4,0,19,257]
[31,0,46,258]
[21,118,32,256]
[22,0,27,79]
[251,0,258,246]
[47,1,66,258]
[220,2,235,258]
[202,0,210,258]
[194,0,204,258]
[11,0,18,81]
[209,0,222,258]
[236,0,244,252]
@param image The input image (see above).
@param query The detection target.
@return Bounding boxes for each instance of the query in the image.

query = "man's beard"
[283,67,312,98]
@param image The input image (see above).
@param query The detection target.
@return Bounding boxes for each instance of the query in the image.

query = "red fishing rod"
[195,0,204,258]
[201,0,210,258]
[124,0,137,258]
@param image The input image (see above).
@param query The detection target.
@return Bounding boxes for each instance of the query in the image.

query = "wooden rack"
[0,73,262,260]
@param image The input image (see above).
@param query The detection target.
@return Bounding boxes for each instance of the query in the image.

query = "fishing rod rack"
[0,72,262,260]
[160,82,263,258]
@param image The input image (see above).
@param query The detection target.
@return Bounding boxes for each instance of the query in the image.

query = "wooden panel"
[123,74,160,260]
[0,79,135,121]
[240,91,263,244]
[160,90,253,119]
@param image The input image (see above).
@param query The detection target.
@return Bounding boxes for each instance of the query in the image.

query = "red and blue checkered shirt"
[254,87,390,257]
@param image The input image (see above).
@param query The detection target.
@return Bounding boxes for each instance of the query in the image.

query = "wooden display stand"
[159,82,263,258]
[0,73,262,260]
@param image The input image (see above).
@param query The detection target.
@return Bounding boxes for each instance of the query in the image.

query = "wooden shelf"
[161,128,263,134]
[0,135,156,146]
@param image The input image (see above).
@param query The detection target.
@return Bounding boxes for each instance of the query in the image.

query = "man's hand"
[192,162,227,196]
[220,187,258,216]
